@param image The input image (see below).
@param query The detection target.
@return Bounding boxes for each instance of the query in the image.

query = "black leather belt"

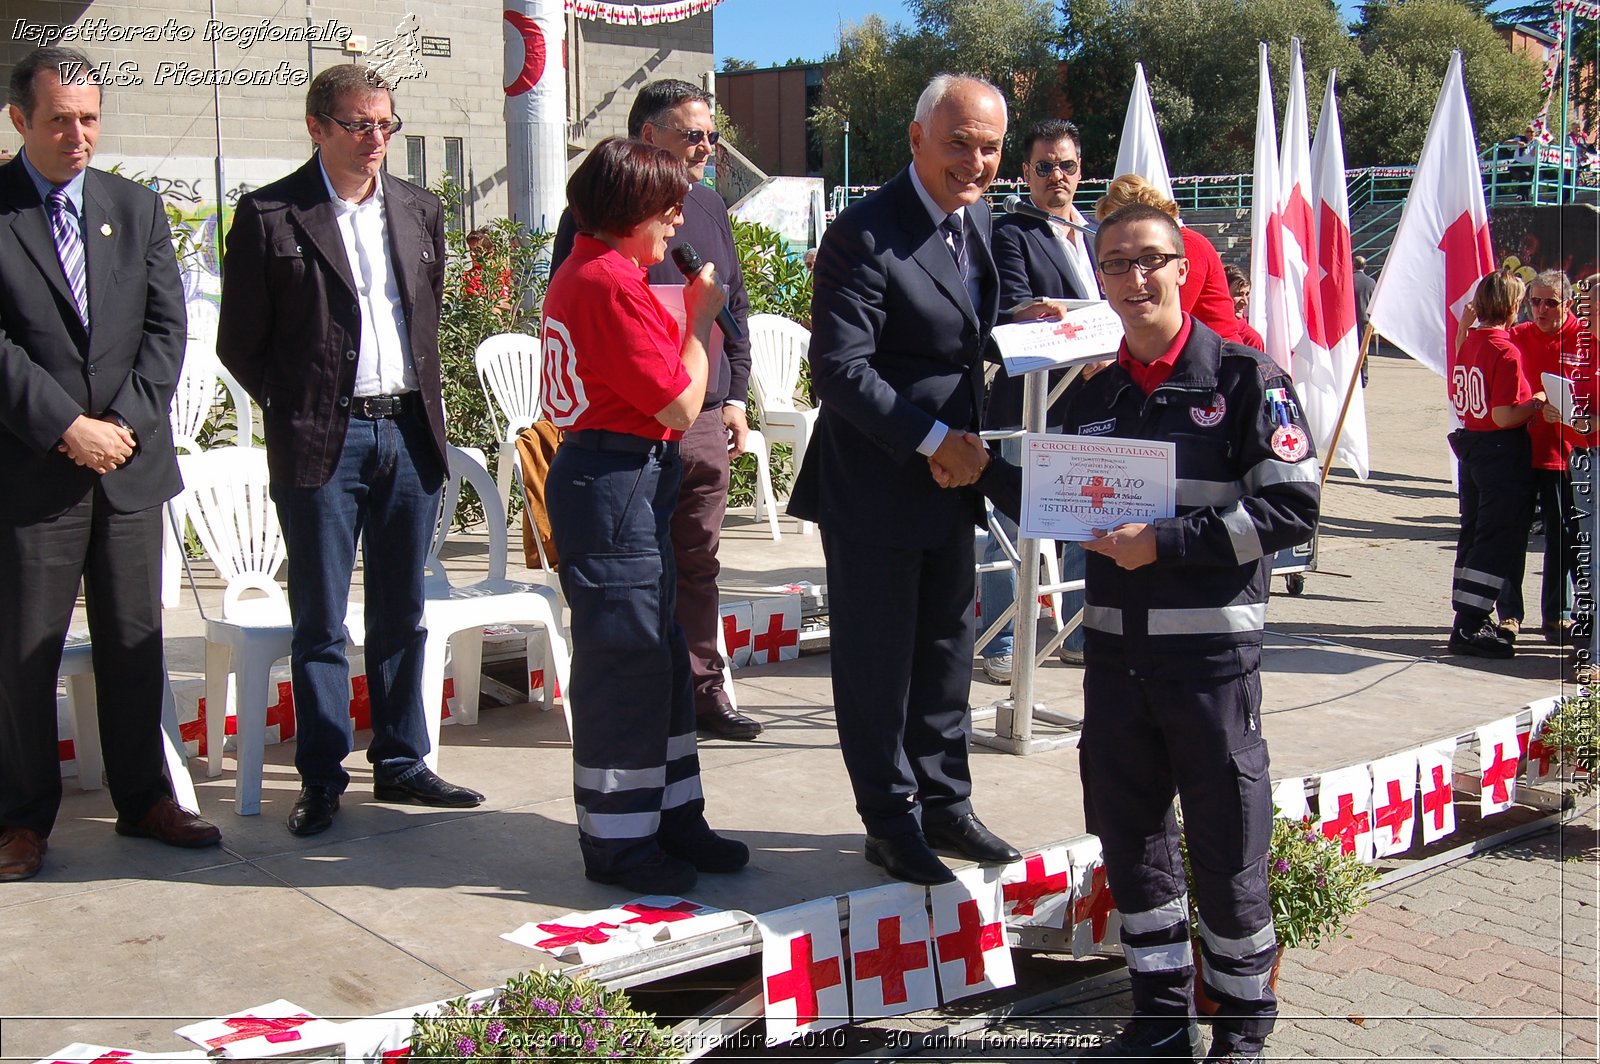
[564,428,672,454]
[349,392,417,419]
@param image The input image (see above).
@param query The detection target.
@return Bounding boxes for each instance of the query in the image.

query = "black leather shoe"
[586,851,698,895]
[1077,1018,1199,1060]
[1448,621,1514,659]
[923,812,1021,864]
[697,701,762,741]
[659,817,749,873]
[864,834,955,885]
[373,766,484,807]
[287,786,340,837]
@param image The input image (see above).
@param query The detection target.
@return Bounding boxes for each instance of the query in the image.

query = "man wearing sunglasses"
[219,65,483,837]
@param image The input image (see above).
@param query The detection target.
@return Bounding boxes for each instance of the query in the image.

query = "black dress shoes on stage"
[923,813,1021,864]
[287,786,340,837]
[696,700,762,741]
[864,833,956,885]
[373,766,485,807]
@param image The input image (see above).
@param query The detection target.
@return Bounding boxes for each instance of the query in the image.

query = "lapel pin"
[100,223,112,236]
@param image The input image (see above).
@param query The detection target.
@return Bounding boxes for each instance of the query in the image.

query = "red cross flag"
[998,847,1072,929]
[1523,698,1561,786]
[1365,51,1495,378]
[1271,776,1311,823]
[1065,835,1122,958]
[176,1001,345,1059]
[1114,63,1174,203]
[1316,765,1374,863]
[623,894,744,942]
[749,596,801,666]
[1367,752,1419,859]
[846,882,937,1019]
[719,601,754,669]
[930,867,1016,1001]
[757,898,850,1044]
[1416,740,1459,845]
[36,1045,142,1064]
[501,908,654,962]
[1477,716,1522,817]
[1249,42,1292,374]
[1278,39,1324,399]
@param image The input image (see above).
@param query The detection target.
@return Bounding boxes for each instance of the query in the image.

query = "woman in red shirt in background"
[539,137,741,895]
[1562,277,1600,682]
[1447,271,1544,658]
[1504,271,1586,645]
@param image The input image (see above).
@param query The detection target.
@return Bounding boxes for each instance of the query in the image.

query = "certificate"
[1020,434,1176,541]
[991,300,1124,376]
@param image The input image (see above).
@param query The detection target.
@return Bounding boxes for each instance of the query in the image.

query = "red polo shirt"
[1511,316,1585,468]
[1118,314,1195,394]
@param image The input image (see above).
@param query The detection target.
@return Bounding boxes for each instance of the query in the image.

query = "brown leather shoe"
[115,796,222,849]
[0,827,46,881]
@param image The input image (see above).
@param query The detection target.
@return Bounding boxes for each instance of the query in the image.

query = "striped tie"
[48,187,89,326]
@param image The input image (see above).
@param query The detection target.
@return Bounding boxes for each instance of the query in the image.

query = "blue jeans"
[979,440,1086,657]
[271,407,443,792]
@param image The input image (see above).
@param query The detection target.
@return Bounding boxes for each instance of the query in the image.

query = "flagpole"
[1321,324,1375,488]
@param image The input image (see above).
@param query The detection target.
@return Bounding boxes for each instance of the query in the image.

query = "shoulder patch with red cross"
[1271,423,1311,462]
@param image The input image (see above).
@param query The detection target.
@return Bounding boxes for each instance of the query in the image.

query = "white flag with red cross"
[1065,835,1121,957]
[176,1001,346,1059]
[1278,39,1324,395]
[846,882,937,1019]
[1114,63,1174,203]
[1477,715,1522,816]
[1271,776,1310,822]
[1365,51,1495,378]
[1416,740,1459,844]
[1316,765,1374,863]
[1249,42,1291,373]
[1367,752,1419,858]
[720,601,754,669]
[930,866,1016,1001]
[501,908,654,963]
[757,898,850,1044]
[619,895,744,942]
[748,596,801,666]
[35,1046,199,1064]
[1308,66,1370,479]
[998,847,1072,929]
[1522,698,1561,786]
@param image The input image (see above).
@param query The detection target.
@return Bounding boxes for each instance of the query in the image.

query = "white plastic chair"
[474,333,542,529]
[413,447,573,752]
[747,314,818,535]
[60,634,201,814]
[741,427,782,541]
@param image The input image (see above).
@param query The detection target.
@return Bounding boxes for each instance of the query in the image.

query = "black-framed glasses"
[1527,296,1565,309]
[1099,252,1184,276]
[1031,159,1080,178]
[318,112,404,138]
[661,126,720,147]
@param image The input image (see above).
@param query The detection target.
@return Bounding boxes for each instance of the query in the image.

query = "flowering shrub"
[410,970,679,1062]
[1539,692,1598,795]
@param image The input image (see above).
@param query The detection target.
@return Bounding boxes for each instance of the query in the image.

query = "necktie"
[48,187,89,326]
[942,212,966,277]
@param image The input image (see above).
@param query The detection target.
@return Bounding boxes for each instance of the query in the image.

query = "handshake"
[927,429,992,489]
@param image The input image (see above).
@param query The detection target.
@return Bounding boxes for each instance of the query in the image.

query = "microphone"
[671,243,743,343]
[1002,195,1099,237]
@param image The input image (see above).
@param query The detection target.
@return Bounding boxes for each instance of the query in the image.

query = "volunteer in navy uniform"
[539,137,747,895]
[945,204,1320,1064]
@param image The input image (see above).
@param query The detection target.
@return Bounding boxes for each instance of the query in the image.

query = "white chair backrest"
[475,333,543,439]
[170,343,225,454]
[176,448,288,618]
[748,314,812,414]
[186,298,220,350]
[428,446,509,585]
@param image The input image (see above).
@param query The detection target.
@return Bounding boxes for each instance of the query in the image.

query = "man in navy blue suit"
[788,74,1021,886]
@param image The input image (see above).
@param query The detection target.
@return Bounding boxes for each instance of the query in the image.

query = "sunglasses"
[1031,159,1080,178]
[661,126,720,147]
[318,112,403,138]
[1527,296,1565,309]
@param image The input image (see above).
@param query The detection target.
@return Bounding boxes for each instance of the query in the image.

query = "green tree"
[720,56,756,72]
[810,14,924,187]
[1494,2,1598,139]
[1344,0,1545,165]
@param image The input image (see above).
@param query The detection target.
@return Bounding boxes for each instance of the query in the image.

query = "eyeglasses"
[661,126,720,147]
[1031,159,1080,178]
[318,112,404,138]
[1527,296,1565,309]
[1099,252,1184,276]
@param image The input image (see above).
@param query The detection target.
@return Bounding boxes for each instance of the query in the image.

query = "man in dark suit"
[981,118,1099,682]
[1352,255,1378,381]
[0,47,221,880]
[550,80,759,741]
[788,74,1021,885]
[218,65,481,837]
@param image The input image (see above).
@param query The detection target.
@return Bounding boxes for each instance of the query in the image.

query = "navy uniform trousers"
[546,430,706,876]
[1450,428,1535,630]
[1081,650,1278,1046]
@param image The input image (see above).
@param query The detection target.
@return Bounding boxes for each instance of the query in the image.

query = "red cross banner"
[1248,42,1293,374]
[1523,698,1561,787]
[1271,776,1310,823]
[1477,716,1522,817]
[500,909,654,962]
[930,868,1016,1001]
[719,601,754,669]
[1277,39,1324,397]
[36,1044,146,1064]
[334,1013,442,1064]
[1316,765,1375,863]
[749,596,802,666]
[176,1001,346,1059]
[624,895,745,942]
[1367,752,1419,859]
[846,882,938,1019]
[1416,740,1459,845]
[757,898,850,1044]
[998,847,1072,929]
[1065,836,1122,958]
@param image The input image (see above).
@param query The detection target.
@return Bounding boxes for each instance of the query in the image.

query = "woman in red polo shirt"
[1447,270,1543,658]
[539,137,742,895]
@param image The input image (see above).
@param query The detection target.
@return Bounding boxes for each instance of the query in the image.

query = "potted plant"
[1538,691,1598,794]
[1184,813,1380,1015]
[409,970,681,1062]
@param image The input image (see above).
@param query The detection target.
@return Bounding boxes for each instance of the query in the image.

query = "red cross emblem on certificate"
[1080,477,1117,509]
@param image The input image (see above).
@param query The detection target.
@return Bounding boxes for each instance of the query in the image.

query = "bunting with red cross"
[845,882,938,1019]
[749,597,802,666]
[719,601,754,669]
[1316,765,1374,864]
[930,867,1016,1001]
[623,895,744,942]
[175,1000,346,1058]
[1416,740,1459,845]
[1477,716,1522,817]
[36,1044,149,1064]
[1367,752,1419,859]
[1271,776,1310,822]
[757,898,850,1044]
[499,908,655,963]
[1522,698,1561,787]
[997,847,1072,929]
[1065,836,1121,958]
